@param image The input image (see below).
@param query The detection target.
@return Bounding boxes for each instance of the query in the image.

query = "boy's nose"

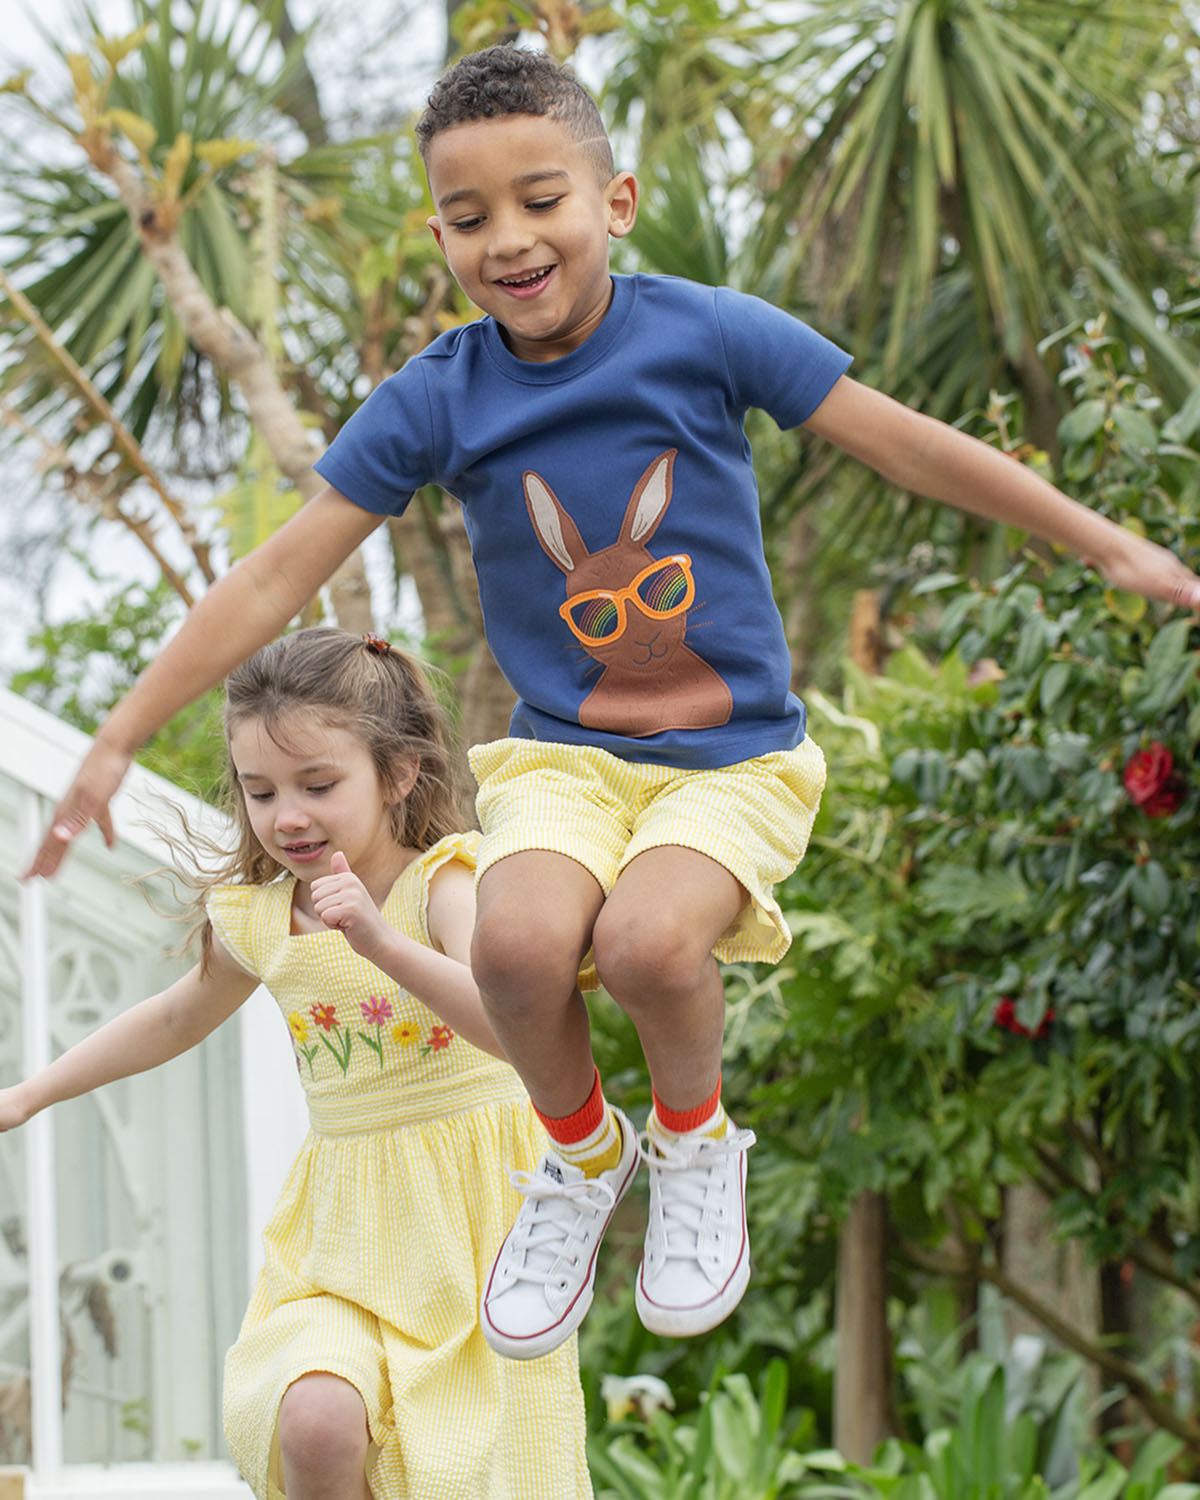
[487,210,535,260]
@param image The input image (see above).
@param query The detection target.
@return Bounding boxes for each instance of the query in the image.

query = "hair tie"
[362,632,392,656]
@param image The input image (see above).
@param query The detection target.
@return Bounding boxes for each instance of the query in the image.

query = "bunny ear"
[524,470,591,574]
[620,450,677,546]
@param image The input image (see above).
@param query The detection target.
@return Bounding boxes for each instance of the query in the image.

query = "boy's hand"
[0,1084,32,1132]
[23,740,131,881]
[311,853,390,963]
[1092,529,1200,613]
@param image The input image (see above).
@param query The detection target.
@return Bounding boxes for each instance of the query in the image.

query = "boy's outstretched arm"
[24,486,381,881]
[804,378,1200,611]
[0,941,258,1131]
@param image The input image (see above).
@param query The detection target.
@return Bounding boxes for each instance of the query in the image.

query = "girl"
[1,628,592,1500]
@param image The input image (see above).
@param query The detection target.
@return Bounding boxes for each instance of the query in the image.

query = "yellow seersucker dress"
[208,832,593,1500]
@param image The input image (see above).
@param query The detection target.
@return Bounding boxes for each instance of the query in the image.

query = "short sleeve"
[205,885,262,978]
[313,356,439,516]
[713,286,853,429]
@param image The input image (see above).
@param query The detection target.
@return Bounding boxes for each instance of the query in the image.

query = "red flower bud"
[1123,741,1185,818]
[993,997,1054,1038]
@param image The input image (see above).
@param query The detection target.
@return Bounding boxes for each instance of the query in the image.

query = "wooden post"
[832,589,900,1462]
[0,1469,26,1500]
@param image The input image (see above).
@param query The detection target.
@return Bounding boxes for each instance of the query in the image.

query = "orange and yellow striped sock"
[534,1067,624,1179]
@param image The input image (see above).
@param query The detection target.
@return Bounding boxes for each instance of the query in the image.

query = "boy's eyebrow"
[437,167,569,210]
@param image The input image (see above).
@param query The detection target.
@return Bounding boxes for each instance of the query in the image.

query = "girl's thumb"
[330,851,350,875]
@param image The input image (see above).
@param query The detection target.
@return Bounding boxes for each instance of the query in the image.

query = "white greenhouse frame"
[1,689,308,1499]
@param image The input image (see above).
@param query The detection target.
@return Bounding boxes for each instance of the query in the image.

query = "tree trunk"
[832,587,900,1462]
[834,1189,899,1462]
[1002,1183,1100,1400]
[92,142,376,629]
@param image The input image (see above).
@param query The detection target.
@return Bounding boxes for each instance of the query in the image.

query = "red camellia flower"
[1123,741,1185,818]
[993,997,1054,1039]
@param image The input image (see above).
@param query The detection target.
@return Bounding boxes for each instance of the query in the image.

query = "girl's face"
[228,714,412,889]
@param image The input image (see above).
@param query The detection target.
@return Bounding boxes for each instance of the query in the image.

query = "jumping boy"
[28,45,1200,1363]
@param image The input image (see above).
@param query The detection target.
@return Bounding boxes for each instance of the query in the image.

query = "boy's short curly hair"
[416,45,615,183]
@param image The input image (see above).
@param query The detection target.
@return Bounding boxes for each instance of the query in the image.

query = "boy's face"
[425,113,638,363]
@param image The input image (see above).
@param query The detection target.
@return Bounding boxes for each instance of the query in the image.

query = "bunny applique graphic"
[523,449,734,736]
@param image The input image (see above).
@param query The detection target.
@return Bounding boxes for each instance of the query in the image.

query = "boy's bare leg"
[472,850,606,1116]
[593,845,743,1110]
[475,850,641,1360]
[595,844,757,1338]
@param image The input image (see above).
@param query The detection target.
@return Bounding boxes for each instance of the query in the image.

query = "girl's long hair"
[165,628,473,967]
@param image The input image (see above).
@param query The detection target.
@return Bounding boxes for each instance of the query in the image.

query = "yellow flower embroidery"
[288,1011,310,1043]
[392,1022,420,1047]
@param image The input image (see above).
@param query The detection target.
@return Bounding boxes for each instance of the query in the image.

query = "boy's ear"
[606,171,639,240]
[427,215,446,255]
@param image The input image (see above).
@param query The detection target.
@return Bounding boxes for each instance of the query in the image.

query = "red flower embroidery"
[429,1025,453,1051]
[993,997,1054,1039]
[310,1002,338,1032]
[1123,741,1185,817]
[361,995,394,1027]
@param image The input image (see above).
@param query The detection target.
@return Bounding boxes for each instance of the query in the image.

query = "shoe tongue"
[544,1158,566,1186]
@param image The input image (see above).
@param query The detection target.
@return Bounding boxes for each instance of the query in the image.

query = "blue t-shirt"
[315,272,851,769]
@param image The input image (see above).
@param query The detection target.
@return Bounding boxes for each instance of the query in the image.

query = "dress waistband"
[306,1066,530,1136]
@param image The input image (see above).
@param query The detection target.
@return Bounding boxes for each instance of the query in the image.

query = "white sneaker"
[635,1121,757,1337]
[481,1107,639,1360]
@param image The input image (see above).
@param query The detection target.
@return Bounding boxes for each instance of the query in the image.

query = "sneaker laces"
[501,1162,619,1290]
[638,1127,756,1262]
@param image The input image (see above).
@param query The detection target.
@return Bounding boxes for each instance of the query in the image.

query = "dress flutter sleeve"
[402,831,481,949]
[206,885,263,978]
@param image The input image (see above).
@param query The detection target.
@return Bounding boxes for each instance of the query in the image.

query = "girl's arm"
[0,939,259,1130]
[311,853,508,1060]
[24,486,382,881]
[804,377,1200,610]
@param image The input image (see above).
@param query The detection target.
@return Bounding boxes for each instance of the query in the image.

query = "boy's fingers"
[24,812,87,881]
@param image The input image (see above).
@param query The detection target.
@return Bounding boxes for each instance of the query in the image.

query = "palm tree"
[1,0,519,739]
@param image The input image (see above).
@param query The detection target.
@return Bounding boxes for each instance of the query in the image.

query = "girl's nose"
[274,798,310,833]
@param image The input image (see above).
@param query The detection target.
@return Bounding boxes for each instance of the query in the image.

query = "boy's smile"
[425,114,638,363]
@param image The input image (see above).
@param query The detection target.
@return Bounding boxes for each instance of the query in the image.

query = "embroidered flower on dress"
[392,1022,420,1047]
[361,995,394,1026]
[288,1011,310,1043]
[310,1002,338,1031]
[429,1025,453,1051]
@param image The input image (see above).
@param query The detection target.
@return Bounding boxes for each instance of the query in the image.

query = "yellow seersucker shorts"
[468,735,827,989]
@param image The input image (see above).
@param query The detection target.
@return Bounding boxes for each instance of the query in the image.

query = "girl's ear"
[606,171,639,240]
[388,755,421,803]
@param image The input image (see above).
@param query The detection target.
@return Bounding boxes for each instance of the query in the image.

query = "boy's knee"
[593,906,698,1005]
[277,1374,369,1480]
[471,904,584,1006]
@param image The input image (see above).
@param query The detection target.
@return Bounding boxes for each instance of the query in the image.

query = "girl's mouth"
[496,265,554,298]
[283,841,327,864]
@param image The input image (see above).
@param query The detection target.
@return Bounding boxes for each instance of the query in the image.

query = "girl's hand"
[312,853,390,963]
[0,1084,33,1132]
